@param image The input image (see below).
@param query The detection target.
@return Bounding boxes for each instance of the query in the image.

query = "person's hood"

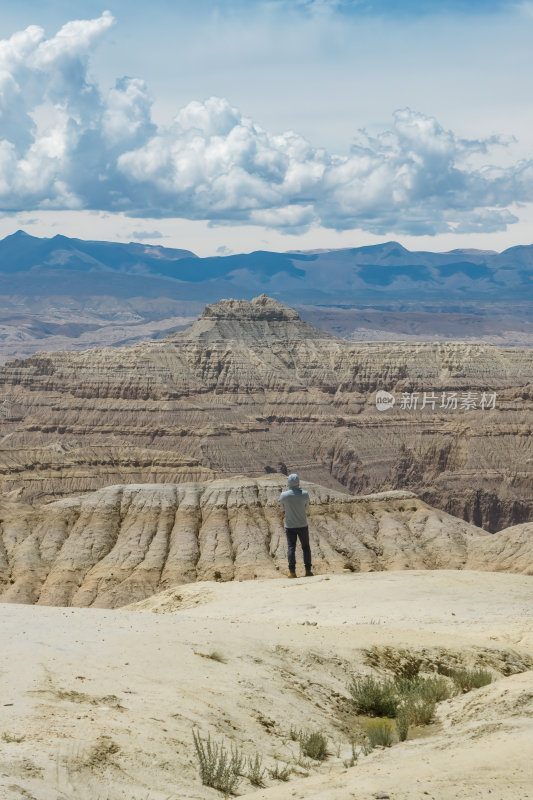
[287,473,300,489]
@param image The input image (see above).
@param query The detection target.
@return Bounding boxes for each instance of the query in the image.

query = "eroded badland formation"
[1,477,533,609]
[0,295,531,531]
[1,294,532,799]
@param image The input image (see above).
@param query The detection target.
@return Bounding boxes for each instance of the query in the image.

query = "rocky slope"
[0,476,531,609]
[0,295,531,529]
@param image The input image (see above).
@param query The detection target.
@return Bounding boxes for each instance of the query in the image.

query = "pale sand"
[1,570,532,799]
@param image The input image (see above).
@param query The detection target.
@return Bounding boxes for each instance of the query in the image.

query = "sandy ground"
[1,570,533,800]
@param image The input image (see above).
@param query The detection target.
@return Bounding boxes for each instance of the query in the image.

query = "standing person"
[279,473,313,578]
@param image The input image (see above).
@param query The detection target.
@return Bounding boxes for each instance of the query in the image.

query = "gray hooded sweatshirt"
[279,474,310,529]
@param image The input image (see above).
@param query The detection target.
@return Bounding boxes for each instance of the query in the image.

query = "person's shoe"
[288,571,297,578]
[305,570,314,577]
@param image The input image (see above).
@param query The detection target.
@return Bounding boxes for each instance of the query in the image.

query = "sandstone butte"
[1,476,532,609]
[0,294,531,532]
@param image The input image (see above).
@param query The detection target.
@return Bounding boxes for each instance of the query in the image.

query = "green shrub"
[246,753,266,787]
[449,668,493,692]
[192,729,242,795]
[364,720,394,748]
[395,674,452,704]
[288,725,301,741]
[348,676,399,717]
[419,675,453,703]
[300,730,329,761]
[395,706,410,741]
[268,761,292,781]
[404,697,436,726]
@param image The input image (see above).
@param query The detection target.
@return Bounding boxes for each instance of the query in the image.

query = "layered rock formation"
[0,295,531,529]
[0,476,531,609]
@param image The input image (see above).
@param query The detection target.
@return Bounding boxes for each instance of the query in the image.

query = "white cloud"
[130,229,165,239]
[0,13,532,235]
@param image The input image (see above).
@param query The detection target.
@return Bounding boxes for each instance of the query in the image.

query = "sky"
[1,0,533,256]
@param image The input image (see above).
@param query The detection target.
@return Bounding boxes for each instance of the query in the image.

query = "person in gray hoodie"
[279,473,313,578]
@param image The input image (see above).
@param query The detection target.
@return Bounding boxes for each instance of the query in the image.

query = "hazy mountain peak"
[8,229,35,240]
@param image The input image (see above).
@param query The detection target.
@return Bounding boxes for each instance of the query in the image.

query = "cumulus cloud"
[0,12,532,234]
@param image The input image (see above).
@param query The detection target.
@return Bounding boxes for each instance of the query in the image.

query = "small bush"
[1,732,25,743]
[364,720,394,748]
[343,741,359,768]
[268,760,292,781]
[293,752,312,770]
[192,729,242,795]
[395,674,452,705]
[196,650,227,663]
[300,730,329,761]
[395,707,410,741]
[348,676,399,717]
[288,725,301,741]
[419,675,453,703]
[404,697,436,726]
[247,753,266,787]
[449,668,493,692]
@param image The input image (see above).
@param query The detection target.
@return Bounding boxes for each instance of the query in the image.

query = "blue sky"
[0,0,532,255]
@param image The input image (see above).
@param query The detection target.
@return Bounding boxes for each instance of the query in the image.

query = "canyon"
[0,295,531,531]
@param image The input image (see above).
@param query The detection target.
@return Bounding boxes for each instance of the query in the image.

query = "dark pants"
[286,526,312,572]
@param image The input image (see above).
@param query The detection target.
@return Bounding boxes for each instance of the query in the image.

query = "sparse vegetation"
[2,731,26,743]
[343,740,359,768]
[192,729,242,795]
[395,706,410,741]
[348,651,494,750]
[35,687,124,709]
[448,668,493,692]
[365,646,424,679]
[349,672,453,725]
[364,719,394,748]
[268,760,292,781]
[299,729,329,761]
[246,753,266,787]
[286,727,329,761]
[348,675,400,717]
[417,674,452,703]
[404,696,436,726]
[288,725,301,741]
[85,736,121,768]
[293,752,312,771]
[195,650,227,663]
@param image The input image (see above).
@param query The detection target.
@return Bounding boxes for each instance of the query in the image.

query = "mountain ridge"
[0,231,531,308]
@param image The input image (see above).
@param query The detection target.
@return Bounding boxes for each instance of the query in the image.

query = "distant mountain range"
[1,230,531,310]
